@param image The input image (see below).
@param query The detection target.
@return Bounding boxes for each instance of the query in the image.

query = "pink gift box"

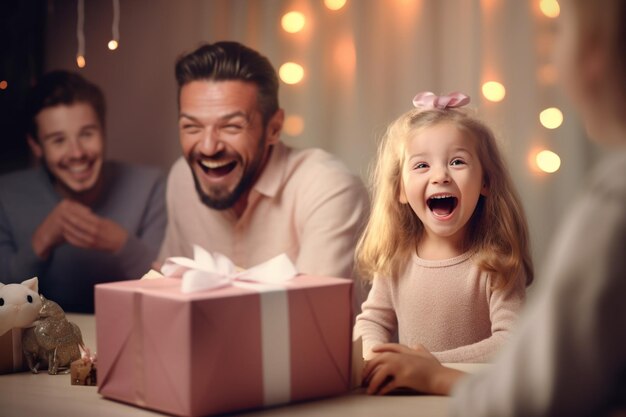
[95,275,352,417]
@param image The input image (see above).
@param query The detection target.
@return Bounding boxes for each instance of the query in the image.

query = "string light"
[535,149,561,173]
[0,80,7,90]
[482,81,506,102]
[76,0,86,68]
[279,62,304,85]
[539,0,560,18]
[539,107,563,129]
[324,0,347,11]
[108,0,120,50]
[281,11,305,33]
[283,115,305,136]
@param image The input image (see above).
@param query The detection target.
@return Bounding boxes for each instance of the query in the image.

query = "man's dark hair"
[175,41,279,124]
[25,70,106,140]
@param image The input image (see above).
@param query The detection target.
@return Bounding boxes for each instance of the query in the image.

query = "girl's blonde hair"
[356,107,533,289]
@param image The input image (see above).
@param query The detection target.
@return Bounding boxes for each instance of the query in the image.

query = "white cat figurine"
[0,277,42,337]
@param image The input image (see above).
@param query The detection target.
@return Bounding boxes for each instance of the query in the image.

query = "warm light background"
[43,0,604,276]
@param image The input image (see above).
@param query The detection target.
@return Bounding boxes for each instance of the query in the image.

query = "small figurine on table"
[22,295,83,375]
[0,277,42,374]
[70,346,97,386]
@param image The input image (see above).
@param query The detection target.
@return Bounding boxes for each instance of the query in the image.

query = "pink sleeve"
[353,276,398,360]
[433,272,526,363]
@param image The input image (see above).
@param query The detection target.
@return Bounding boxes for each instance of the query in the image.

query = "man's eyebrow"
[178,111,250,122]
[219,111,250,122]
[178,112,200,122]
[80,123,100,131]
[41,131,64,141]
[39,123,99,142]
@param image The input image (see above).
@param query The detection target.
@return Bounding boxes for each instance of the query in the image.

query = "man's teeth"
[68,164,89,173]
[200,160,234,169]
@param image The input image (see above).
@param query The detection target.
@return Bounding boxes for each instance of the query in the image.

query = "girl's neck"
[417,230,468,260]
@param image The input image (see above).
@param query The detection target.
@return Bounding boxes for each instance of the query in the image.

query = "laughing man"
[158,41,369,286]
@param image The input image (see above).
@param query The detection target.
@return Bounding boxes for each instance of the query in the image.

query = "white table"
[0,314,487,417]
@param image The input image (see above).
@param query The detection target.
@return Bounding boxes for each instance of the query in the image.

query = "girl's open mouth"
[427,195,458,217]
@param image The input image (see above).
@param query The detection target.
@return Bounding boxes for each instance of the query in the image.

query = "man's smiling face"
[178,80,277,210]
[29,102,104,197]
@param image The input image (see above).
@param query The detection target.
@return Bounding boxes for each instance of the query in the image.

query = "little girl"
[363,1,626,414]
[354,91,533,364]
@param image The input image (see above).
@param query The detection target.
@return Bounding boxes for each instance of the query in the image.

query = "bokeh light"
[279,62,304,85]
[76,55,86,68]
[482,81,506,102]
[539,107,563,129]
[324,0,347,11]
[535,149,561,173]
[283,115,305,136]
[108,40,119,50]
[281,11,306,33]
[333,36,356,78]
[539,0,560,18]
[0,80,7,90]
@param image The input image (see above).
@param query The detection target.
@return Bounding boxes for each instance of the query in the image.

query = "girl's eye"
[414,162,429,169]
[450,159,466,166]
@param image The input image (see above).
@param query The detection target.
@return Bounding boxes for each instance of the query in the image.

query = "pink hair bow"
[412,91,470,109]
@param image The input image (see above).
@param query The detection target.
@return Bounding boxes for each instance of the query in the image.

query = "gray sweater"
[0,161,166,313]
[450,150,626,416]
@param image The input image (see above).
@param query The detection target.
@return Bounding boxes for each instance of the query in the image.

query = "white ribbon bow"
[161,245,298,293]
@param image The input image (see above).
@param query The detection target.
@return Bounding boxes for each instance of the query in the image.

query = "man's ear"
[27,135,43,160]
[265,109,284,145]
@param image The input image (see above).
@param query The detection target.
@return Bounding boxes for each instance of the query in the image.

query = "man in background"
[0,71,166,312]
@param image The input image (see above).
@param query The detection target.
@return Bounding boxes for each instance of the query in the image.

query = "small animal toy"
[70,347,97,386]
[0,277,42,337]
[22,295,83,375]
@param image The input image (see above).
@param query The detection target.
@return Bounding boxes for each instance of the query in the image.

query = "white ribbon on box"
[161,245,297,406]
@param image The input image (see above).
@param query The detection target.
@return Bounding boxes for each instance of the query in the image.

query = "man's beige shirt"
[158,142,369,284]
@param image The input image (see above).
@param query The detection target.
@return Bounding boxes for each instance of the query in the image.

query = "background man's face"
[30,102,104,195]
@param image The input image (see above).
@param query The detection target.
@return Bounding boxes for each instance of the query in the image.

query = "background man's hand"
[32,199,128,259]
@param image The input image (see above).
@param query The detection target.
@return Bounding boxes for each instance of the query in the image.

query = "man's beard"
[191,133,268,211]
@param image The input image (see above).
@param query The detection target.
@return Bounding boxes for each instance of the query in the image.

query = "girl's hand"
[362,343,465,396]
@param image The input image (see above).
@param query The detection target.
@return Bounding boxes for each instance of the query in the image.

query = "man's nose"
[199,129,225,155]
[67,138,87,158]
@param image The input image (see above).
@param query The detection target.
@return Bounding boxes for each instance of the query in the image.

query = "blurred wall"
[43,0,603,281]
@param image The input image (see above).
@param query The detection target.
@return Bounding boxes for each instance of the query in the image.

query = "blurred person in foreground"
[362,0,626,415]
